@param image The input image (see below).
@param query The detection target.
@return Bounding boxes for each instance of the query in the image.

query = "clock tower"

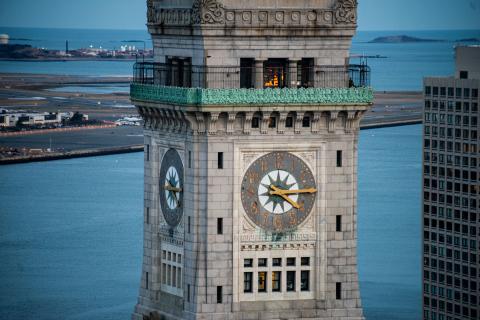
[131,1,372,319]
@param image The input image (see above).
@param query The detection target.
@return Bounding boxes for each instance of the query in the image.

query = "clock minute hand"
[270,187,317,196]
[269,185,300,209]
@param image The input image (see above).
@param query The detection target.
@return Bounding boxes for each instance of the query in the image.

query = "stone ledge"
[130,84,374,107]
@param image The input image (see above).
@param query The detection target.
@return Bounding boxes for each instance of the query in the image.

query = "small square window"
[258,258,267,267]
[272,258,282,267]
[301,257,310,266]
[286,257,296,266]
[244,259,253,268]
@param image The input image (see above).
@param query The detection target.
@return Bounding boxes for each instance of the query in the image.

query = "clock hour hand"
[269,185,300,209]
[164,184,183,193]
[165,182,182,207]
[269,187,317,196]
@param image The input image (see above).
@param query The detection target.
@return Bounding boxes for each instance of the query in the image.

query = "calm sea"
[0,125,422,320]
[0,27,479,90]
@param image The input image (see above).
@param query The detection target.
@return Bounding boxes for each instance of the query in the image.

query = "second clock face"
[159,148,184,228]
[241,152,317,233]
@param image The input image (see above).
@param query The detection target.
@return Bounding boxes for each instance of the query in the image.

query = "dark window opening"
[268,117,277,128]
[299,58,314,88]
[145,272,149,290]
[240,58,255,88]
[459,71,468,79]
[217,218,223,234]
[301,257,310,266]
[287,271,296,292]
[336,215,342,231]
[337,150,343,167]
[286,258,296,266]
[188,150,192,168]
[218,152,223,169]
[272,271,281,292]
[146,207,150,224]
[146,144,150,162]
[258,258,267,267]
[244,272,253,293]
[336,282,342,299]
[166,57,192,87]
[302,116,311,127]
[188,216,191,234]
[272,258,282,267]
[252,117,260,128]
[244,259,253,268]
[285,117,293,128]
[301,270,310,291]
[217,286,223,303]
[187,284,191,302]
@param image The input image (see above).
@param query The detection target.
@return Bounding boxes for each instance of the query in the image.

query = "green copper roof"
[130,84,373,106]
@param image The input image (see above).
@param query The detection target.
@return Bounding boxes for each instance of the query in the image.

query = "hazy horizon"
[0,0,479,31]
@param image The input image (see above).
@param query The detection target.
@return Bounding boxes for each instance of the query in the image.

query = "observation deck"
[130,61,373,107]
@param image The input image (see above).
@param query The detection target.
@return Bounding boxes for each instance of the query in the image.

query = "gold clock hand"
[269,187,317,196]
[269,185,300,209]
[164,185,183,193]
[165,183,182,207]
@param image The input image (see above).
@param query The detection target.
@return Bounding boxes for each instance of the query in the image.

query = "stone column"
[254,59,266,89]
[288,59,300,88]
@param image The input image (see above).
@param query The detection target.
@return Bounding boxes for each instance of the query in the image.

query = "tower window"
[217,218,223,234]
[301,270,310,291]
[336,282,342,299]
[287,271,296,292]
[272,271,281,292]
[459,71,468,79]
[286,257,296,266]
[272,258,282,267]
[217,286,223,303]
[244,272,253,293]
[146,144,150,162]
[258,258,267,267]
[302,116,311,127]
[336,215,342,232]
[268,117,277,128]
[301,257,310,266]
[187,284,191,302]
[285,116,293,128]
[258,272,267,292]
[252,117,260,128]
[188,150,192,168]
[218,152,224,169]
[244,259,253,267]
[145,272,149,290]
[337,150,343,167]
[146,207,150,224]
[188,216,191,233]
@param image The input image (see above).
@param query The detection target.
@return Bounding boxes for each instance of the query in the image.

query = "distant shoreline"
[0,120,421,165]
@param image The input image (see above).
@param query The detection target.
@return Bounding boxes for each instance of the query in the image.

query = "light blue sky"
[0,0,479,31]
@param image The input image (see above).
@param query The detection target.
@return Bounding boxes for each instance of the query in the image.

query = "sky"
[0,0,479,31]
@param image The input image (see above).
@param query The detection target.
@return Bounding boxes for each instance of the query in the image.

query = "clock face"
[241,152,317,233]
[159,148,184,228]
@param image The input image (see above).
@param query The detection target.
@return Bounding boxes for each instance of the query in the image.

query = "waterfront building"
[130,0,372,319]
[422,46,480,320]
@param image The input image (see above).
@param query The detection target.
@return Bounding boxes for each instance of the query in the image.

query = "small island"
[455,38,480,43]
[369,35,445,44]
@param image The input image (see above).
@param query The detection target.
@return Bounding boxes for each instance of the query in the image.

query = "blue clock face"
[241,152,317,233]
[159,148,184,228]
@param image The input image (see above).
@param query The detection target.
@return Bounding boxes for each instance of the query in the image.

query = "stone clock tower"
[131,0,372,319]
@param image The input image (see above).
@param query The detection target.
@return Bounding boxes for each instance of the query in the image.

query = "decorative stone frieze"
[146,0,357,27]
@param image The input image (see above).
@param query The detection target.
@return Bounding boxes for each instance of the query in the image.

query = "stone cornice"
[147,0,357,28]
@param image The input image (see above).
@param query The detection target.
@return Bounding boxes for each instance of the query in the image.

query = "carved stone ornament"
[334,0,357,24]
[147,0,156,23]
[192,0,225,24]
